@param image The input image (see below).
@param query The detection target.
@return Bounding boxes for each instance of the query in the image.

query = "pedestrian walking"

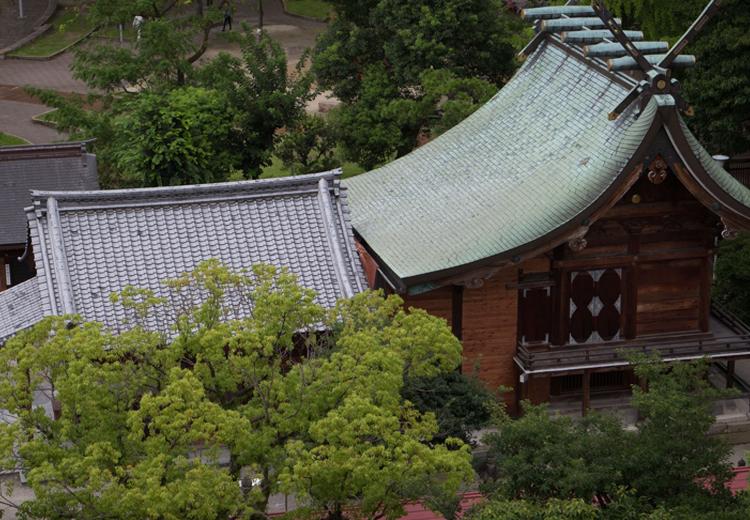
[132,15,144,41]
[222,5,232,31]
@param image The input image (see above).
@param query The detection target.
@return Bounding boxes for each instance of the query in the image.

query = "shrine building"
[345,3,750,413]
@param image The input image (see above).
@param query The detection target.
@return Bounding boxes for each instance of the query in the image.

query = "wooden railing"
[516,333,750,373]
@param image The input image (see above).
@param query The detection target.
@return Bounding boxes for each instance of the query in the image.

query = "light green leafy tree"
[31,28,312,187]
[0,261,473,519]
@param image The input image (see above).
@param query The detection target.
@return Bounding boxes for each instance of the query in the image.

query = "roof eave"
[390,108,667,289]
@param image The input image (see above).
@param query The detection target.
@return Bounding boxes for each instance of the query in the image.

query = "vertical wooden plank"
[451,285,464,341]
[0,256,6,292]
[727,360,736,389]
[582,370,591,416]
[625,264,637,339]
[555,270,570,345]
[699,254,712,332]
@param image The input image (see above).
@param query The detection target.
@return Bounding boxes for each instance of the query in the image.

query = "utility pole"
[18,0,25,18]
[259,0,263,31]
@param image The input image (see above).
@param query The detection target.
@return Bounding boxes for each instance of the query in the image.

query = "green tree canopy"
[480,358,740,517]
[313,0,523,169]
[610,0,750,156]
[33,30,312,186]
[0,261,473,519]
[72,0,227,91]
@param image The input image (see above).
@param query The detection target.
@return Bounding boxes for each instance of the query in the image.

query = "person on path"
[222,5,233,31]
[132,15,144,41]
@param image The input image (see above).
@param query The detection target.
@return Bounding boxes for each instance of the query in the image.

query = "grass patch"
[35,109,59,124]
[0,132,30,146]
[9,7,94,58]
[261,156,365,179]
[285,0,333,21]
[96,24,136,42]
[260,156,289,179]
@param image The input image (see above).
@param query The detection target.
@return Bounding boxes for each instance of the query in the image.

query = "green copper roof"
[345,41,657,282]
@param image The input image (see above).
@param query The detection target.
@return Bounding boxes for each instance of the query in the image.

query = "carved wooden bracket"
[567,226,589,252]
[464,277,486,289]
[647,156,668,184]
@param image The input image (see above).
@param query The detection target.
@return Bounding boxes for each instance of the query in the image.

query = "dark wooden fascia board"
[397,111,667,291]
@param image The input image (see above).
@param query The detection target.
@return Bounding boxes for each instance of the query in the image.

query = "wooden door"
[518,286,552,344]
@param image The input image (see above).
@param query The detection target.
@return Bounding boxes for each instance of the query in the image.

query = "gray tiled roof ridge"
[0,140,93,161]
[26,166,365,330]
[31,169,343,210]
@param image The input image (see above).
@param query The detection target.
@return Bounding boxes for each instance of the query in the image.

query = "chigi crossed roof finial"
[521,0,723,121]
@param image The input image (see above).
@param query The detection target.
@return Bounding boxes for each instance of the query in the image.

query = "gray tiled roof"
[0,278,43,343]
[345,40,653,282]
[0,142,98,247]
[24,171,364,334]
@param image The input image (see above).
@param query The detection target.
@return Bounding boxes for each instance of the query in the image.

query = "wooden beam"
[727,360,735,389]
[582,369,591,416]
[451,285,464,341]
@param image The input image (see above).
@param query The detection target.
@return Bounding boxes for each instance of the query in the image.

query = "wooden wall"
[403,267,521,410]
[462,267,518,406]
[403,286,453,326]
[636,258,704,335]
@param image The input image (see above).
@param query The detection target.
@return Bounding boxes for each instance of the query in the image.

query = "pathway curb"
[280,0,329,23]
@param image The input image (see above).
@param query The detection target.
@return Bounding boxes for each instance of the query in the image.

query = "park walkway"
[0,0,52,50]
[0,0,325,144]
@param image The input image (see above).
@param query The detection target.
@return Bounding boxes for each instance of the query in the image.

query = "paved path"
[0,0,51,50]
[0,0,326,144]
[0,98,66,143]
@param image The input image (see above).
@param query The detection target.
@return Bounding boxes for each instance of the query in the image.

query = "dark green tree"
[197,33,314,178]
[313,0,523,169]
[275,114,339,175]
[480,358,740,516]
[714,233,750,323]
[402,370,495,445]
[332,67,498,170]
[610,0,750,156]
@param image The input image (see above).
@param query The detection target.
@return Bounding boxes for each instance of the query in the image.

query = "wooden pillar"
[699,255,713,332]
[451,285,464,341]
[623,264,638,339]
[0,256,6,292]
[727,360,736,389]
[514,367,524,417]
[555,270,570,345]
[582,370,591,416]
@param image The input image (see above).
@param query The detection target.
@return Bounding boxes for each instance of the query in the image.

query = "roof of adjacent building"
[0,278,44,343]
[0,142,98,248]
[12,171,364,336]
[345,14,750,288]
